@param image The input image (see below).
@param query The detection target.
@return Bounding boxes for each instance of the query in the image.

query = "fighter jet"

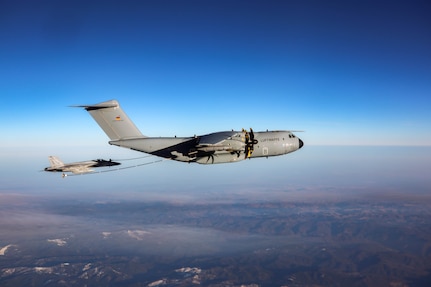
[75,100,303,164]
[44,156,121,177]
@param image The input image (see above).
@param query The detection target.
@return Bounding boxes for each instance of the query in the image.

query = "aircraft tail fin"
[48,156,64,168]
[74,100,144,140]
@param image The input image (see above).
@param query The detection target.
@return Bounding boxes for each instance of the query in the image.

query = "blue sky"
[2,5,431,284]
[1,0,431,153]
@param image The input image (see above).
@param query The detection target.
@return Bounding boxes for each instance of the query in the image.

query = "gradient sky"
[1,0,430,151]
[2,5,431,284]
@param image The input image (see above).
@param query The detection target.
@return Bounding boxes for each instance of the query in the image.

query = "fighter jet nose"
[298,138,304,149]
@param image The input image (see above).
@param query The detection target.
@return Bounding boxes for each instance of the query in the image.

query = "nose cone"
[298,138,304,149]
[109,161,121,166]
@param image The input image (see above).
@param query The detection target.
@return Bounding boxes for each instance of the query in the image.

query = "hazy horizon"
[1,1,430,285]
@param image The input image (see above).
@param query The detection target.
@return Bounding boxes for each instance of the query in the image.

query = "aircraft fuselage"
[109,130,303,164]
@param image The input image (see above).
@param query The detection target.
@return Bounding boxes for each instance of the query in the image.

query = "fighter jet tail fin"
[74,100,144,140]
[48,156,64,168]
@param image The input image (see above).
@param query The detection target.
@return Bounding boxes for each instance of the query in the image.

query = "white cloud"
[47,238,67,246]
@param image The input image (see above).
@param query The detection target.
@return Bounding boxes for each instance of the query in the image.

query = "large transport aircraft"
[75,100,303,164]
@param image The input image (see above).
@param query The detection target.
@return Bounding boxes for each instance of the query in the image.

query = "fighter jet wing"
[68,166,94,174]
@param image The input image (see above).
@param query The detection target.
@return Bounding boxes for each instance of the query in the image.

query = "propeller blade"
[243,128,257,159]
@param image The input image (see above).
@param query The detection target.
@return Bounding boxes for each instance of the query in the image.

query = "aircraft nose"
[298,138,304,149]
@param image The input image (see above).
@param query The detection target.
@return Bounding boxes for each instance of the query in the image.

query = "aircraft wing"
[198,131,238,145]
[67,166,94,174]
[195,131,244,153]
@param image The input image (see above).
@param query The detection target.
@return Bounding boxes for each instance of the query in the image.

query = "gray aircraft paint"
[44,156,121,174]
[76,100,303,164]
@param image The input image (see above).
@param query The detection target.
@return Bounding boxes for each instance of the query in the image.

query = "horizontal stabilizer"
[72,103,118,111]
